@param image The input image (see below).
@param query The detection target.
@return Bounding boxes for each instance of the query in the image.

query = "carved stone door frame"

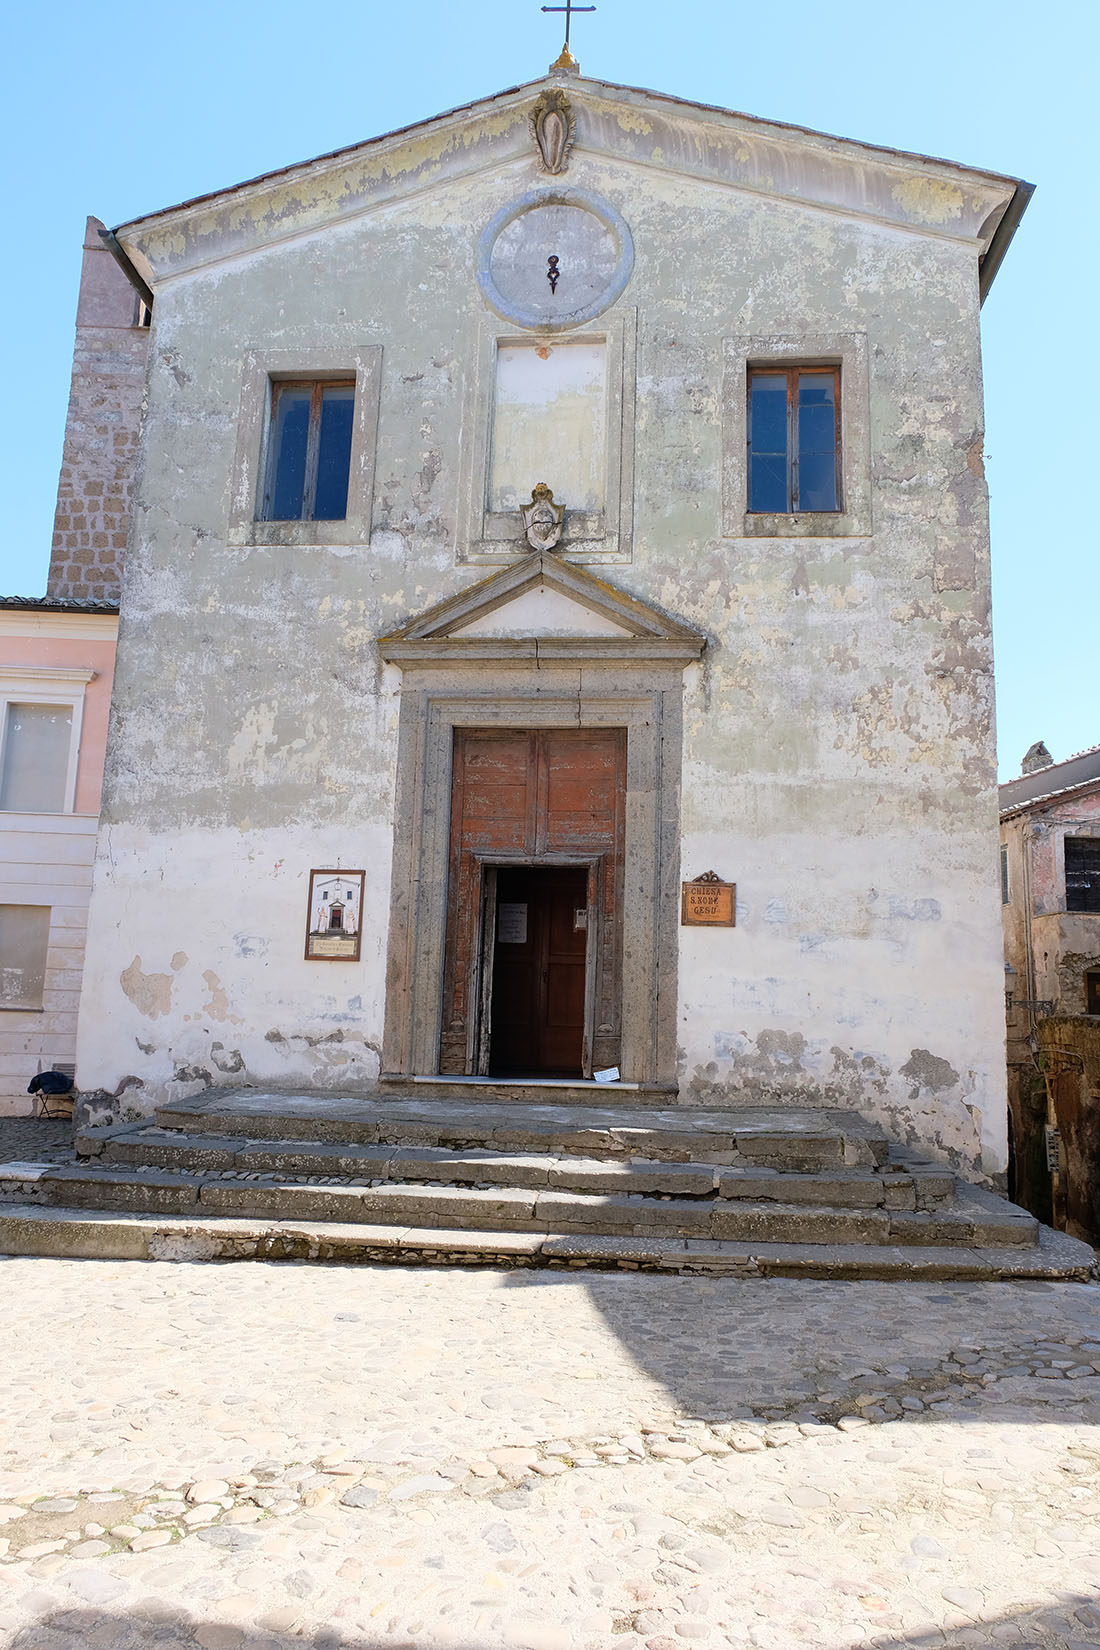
[378,554,706,1087]
[382,677,694,1085]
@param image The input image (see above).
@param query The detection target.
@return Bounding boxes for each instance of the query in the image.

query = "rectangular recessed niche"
[489,341,607,514]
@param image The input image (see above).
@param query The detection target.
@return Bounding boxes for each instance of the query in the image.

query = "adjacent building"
[1000,741,1100,1236]
[0,598,118,1113]
[0,216,147,1112]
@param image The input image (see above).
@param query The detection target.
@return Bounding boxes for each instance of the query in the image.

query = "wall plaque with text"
[681,871,736,927]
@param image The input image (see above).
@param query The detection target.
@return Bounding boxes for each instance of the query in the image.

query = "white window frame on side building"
[0,665,98,815]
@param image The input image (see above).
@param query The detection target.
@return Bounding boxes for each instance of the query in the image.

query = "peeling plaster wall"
[77,92,1010,1172]
[84,823,389,1104]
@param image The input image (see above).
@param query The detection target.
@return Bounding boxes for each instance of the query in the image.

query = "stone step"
[145,1092,889,1171]
[0,1202,1091,1281]
[379,1074,680,1107]
[81,1125,955,1208]
[11,1163,1039,1247]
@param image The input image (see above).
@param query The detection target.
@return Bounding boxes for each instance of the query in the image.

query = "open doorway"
[439,729,625,1077]
[485,865,589,1077]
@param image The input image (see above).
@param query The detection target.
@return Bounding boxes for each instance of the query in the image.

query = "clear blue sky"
[3,0,1095,779]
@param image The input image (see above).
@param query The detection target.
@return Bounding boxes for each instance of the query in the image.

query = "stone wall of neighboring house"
[47,217,149,602]
[1001,775,1100,1226]
[1036,1015,1100,1242]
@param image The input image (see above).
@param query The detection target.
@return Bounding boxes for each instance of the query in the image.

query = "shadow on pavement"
[8,1595,1100,1650]
[8,1607,481,1650]
[499,1268,1100,1428]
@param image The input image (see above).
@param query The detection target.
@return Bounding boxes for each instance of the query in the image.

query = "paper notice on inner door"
[497,903,528,944]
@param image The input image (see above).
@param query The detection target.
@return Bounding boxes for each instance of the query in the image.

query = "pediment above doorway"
[378,551,706,665]
[451,583,632,639]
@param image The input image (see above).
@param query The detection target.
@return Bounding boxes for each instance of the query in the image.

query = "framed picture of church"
[304,868,365,961]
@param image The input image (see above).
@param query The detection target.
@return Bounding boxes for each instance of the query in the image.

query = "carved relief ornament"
[530,89,575,175]
[521,483,564,551]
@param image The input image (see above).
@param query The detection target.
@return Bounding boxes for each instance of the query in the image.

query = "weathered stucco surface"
[76,74,1016,1174]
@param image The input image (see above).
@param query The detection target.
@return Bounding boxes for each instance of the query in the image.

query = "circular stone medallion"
[477,189,634,331]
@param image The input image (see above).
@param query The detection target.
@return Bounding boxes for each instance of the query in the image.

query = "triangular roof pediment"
[113,71,1026,297]
[378,552,706,666]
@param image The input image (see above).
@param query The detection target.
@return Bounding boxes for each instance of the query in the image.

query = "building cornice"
[113,76,1025,294]
[0,607,118,643]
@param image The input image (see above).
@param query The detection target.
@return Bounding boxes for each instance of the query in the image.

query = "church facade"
[75,63,1028,1178]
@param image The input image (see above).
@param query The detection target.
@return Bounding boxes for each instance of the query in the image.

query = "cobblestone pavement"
[0,1120,73,1166]
[3,1261,1100,1650]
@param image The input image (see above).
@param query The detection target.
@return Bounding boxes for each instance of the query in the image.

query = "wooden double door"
[440,728,626,1078]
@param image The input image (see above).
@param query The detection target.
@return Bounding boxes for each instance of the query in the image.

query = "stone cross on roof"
[542,0,595,71]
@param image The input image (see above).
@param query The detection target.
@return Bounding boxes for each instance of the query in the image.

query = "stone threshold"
[391,1074,665,1091]
[381,1074,681,1106]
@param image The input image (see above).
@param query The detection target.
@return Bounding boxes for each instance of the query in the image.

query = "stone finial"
[530,88,575,173]
[521,482,565,551]
[1021,740,1054,775]
[549,41,580,76]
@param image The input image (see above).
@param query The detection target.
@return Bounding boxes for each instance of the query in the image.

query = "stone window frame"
[1061,831,1100,916]
[227,346,382,548]
[0,665,97,816]
[457,307,636,566]
[380,672,685,1085]
[722,332,872,539]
